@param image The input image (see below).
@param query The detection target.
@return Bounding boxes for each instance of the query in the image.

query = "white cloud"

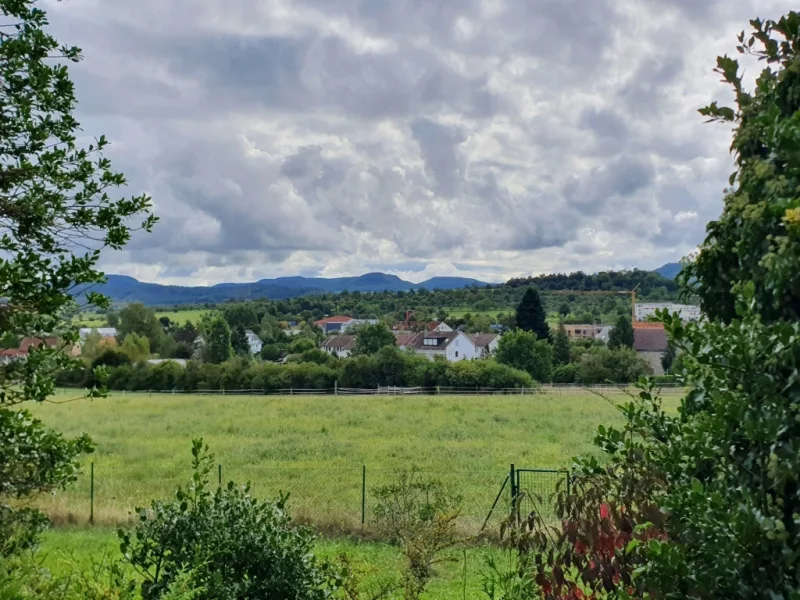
[39,0,798,284]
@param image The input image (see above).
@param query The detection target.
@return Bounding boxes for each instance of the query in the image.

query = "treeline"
[117,269,678,328]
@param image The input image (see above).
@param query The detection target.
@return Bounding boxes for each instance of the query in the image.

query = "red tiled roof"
[19,337,60,352]
[0,348,27,357]
[633,322,665,329]
[314,316,354,326]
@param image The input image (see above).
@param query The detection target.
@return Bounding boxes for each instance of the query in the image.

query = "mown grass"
[153,309,211,325]
[39,527,507,599]
[29,391,680,532]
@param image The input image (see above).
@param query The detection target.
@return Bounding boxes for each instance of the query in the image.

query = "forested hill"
[505,269,679,295]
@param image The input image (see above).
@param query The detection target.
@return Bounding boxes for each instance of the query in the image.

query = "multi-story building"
[634,303,701,322]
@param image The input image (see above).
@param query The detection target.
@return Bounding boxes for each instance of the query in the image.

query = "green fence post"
[509,463,517,525]
[361,465,366,527]
[89,462,95,526]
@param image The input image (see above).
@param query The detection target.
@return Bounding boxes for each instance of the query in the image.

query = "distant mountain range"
[654,262,682,279]
[85,272,489,306]
[83,264,681,306]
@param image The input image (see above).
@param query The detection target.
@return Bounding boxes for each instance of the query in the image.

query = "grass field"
[153,309,210,325]
[29,391,680,532]
[38,528,506,599]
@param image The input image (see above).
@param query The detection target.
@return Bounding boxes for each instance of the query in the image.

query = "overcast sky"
[43,0,795,285]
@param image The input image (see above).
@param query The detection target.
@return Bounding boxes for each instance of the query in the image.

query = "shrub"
[120,439,340,600]
[550,363,577,384]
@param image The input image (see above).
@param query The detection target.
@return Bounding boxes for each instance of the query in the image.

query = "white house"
[404,331,478,362]
[635,303,701,322]
[321,335,356,358]
[467,333,500,356]
[79,327,117,341]
[245,330,263,355]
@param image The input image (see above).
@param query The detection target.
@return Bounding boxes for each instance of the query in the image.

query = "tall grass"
[30,392,679,532]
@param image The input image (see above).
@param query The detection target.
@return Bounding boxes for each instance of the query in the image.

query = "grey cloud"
[40,0,796,282]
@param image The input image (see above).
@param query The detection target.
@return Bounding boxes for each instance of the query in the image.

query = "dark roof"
[406,331,459,351]
[634,328,668,352]
[322,335,356,350]
[394,333,417,347]
[468,333,498,348]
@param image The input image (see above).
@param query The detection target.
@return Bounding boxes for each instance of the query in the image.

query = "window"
[423,338,437,346]
[455,351,459,358]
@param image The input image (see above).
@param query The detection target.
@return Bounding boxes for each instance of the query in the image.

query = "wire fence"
[55,384,686,397]
[40,461,568,536]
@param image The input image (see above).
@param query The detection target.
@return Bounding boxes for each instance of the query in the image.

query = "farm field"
[30,391,680,532]
[39,528,505,599]
[153,309,210,325]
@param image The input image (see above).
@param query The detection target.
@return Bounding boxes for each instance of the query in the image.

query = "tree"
[515,287,550,342]
[80,330,105,362]
[200,315,232,364]
[468,314,492,333]
[352,323,396,356]
[173,321,198,344]
[222,303,259,329]
[119,333,150,362]
[681,16,800,324]
[607,315,634,349]
[553,322,571,366]
[558,303,571,318]
[231,324,250,356]
[118,303,162,350]
[495,329,553,382]
[0,0,154,553]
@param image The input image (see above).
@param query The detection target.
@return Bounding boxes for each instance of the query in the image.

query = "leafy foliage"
[119,439,340,600]
[373,468,462,600]
[495,330,553,383]
[119,333,150,362]
[199,315,231,364]
[683,13,800,323]
[351,323,396,356]
[230,324,249,356]
[0,409,93,556]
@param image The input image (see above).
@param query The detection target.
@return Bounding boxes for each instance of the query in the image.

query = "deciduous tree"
[200,315,232,364]
[495,329,552,382]
[352,323,396,356]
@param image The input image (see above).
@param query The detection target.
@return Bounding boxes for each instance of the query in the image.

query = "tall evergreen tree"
[515,287,550,341]
[201,315,232,364]
[553,322,571,365]
[231,324,250,355]
[608,315,634,349]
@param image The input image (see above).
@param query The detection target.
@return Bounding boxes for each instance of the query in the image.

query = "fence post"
[89,462,95,526]
[361,465,366,527]
[290,387,293,396]
[509,463,517,525]
[335,380,338,396]
[218,464,222,488]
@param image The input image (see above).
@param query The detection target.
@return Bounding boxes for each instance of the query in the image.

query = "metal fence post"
[361,465,366,527]
[509,463,517,525]
[89,462,95,525]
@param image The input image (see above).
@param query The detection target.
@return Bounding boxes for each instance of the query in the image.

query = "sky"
[42,0,796,285]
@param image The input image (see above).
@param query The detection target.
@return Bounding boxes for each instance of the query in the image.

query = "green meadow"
[30,391,680,531]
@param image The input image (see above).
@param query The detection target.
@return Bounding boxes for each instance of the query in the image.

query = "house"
[392,321,453,333]
[633,323,669,376]
[468,333,500,356]
[634,303,701,323]
[321,335,357,358]
[0,348,27,365]
[313,316,379,334]
[79,327,118,341]
[245,330,263,355]
[393,333,418,350]
[562,324,604,339]
[403,331,478,362]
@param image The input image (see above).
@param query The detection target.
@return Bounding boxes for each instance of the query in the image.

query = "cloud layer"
[43,0,795,284]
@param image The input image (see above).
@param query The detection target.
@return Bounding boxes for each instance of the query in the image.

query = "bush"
[576,347,652,384]
[550,363,577,384]
[120,439,340,600]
